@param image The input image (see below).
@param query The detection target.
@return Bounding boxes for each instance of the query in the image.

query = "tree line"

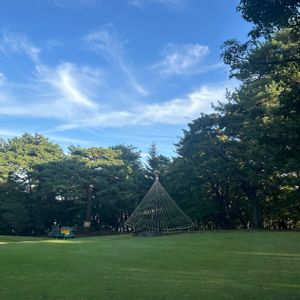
[0,0,299,234]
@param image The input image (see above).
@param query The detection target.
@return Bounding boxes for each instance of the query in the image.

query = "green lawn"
[0,231,299,300]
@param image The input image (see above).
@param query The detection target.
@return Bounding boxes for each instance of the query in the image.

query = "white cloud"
[36,63,98,108]
[128,0,186,10]
[46,39,64,49]
[54,83,232,130]
[0,61,101,120]
[0,129,89,146]
[0,72,6,85]
[0,31,100,117]
[47,0,99,9]
[0,31,40,63]
[136,85,225,123]
[0,72,14,105]
[153,43,213,75]
[0,129,22,137]
[84,25,148,96]
[0,30,234,138]
[128,0,144,7]
[47,135,90,145]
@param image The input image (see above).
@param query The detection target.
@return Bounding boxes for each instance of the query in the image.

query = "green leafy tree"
[68,145,144,230]
[146,142,171,180]
[0,133,64,234]
[237,0,300,38]
[218,2,300,228]
[173,114,252,229]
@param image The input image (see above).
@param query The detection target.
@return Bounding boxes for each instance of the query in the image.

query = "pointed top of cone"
[153,170,160,181]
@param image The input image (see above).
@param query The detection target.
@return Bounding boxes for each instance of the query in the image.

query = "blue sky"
[0,0,251,157]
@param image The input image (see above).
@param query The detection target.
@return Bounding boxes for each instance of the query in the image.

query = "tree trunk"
[252,198,263,229]
[242,184,263,229]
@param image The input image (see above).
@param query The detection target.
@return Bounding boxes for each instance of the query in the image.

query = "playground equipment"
[125,171,194,235]
[48,226,75,238]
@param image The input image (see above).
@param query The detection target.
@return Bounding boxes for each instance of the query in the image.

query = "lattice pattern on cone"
[125,173,194,235]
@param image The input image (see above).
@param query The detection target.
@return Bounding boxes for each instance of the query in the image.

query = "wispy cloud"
[0,31,102,118]
[46,0,100,9]
[0,31,40,63]
[0,129,22,137]
[152,43,221,76]
[0,30,233,139]
[47,135,90,145]
[0,129,89,146]
[136,85,226,123]
[84,25,148,96]
[128,0,186,10]
[0,72,14,105]
[36,63,98,108]
[54,83,232,131]
[0,61,100,119]
[128,0,144,8]
[0,72,6,85]
[46,39,64,49]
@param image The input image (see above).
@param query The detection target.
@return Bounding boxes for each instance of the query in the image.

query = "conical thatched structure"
[125,171,194,235]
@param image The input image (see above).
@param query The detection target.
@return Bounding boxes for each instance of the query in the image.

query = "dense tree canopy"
[0,2,299,234]
[0,135,146,234]
[237,0,300,38]
[167,0,300,229]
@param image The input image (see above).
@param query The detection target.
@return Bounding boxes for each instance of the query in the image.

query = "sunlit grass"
[0,231,299,300]
[0,236,95,245]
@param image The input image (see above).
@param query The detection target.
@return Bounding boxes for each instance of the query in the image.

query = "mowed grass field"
[0,231,299,300]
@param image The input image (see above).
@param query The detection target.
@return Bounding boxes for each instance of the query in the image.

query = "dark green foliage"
[0,135,146,234]
[165,1,300,229]
[0,182,31,235]
[237,0,300,38]
[0,3,299,233]
[146,142,171,184]
[169,114,254,229]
